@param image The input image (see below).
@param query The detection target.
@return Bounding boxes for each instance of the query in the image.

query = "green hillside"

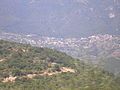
[0,40,119,90]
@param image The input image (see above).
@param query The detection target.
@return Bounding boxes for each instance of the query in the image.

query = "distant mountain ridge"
[0,0,120,37]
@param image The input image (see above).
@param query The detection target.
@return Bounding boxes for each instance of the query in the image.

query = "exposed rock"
[2,75,17,83]
[27,74,37,79]
[0,59,6,62]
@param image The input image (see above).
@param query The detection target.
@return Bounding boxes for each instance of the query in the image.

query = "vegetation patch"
[0,40,120,90]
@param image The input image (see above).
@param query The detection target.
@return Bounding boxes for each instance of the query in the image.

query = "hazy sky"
[0,0,120,37]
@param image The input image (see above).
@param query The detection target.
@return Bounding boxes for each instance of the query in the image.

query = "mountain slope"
[0,40,120,90]
[0,32,119,75]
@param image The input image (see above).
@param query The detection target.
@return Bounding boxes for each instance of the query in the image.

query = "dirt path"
[2,67,76,83]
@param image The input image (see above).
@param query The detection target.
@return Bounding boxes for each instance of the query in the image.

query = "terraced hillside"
[0,40,120,90]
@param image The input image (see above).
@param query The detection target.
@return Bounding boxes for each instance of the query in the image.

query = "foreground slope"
[0,40,120,90]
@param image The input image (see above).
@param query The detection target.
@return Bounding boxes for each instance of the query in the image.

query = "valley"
[0,31,120,74]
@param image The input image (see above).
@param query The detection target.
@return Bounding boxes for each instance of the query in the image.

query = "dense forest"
[0,40,120,90]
